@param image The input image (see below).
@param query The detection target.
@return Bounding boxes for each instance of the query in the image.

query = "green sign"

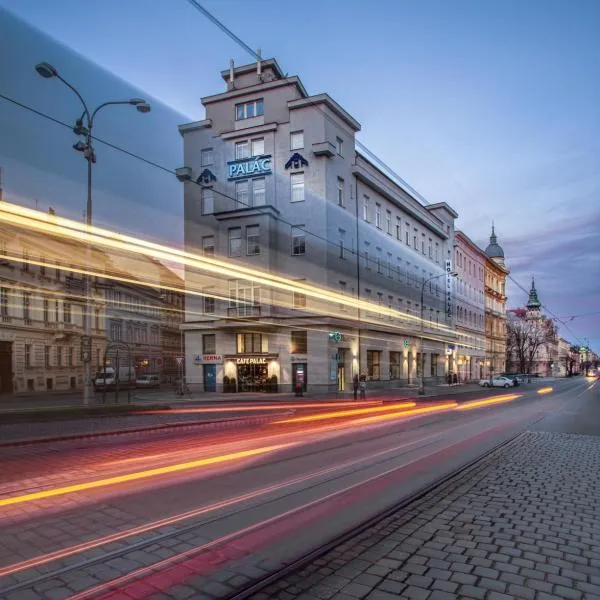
[329,331,343,343]
[403,339,409,349]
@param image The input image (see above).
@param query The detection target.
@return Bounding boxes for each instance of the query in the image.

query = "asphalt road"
[0,377,593,600]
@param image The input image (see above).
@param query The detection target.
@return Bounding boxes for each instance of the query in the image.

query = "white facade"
[179,59,459,393]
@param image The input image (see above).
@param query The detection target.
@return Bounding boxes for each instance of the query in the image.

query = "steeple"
[485,222,505,264]
[526,276,542,310]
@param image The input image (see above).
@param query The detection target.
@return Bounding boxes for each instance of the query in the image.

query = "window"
[202,334,216,354]
[203,296,215,314]
[40,257,46,276]
[292,226,306,255]
[375,203,382,228]
[64,302,72,323]
[413,232,418,249]
[290,172,305,202]
[235,140,249,159]
[57,346,63,367]
[251,138,264,156]
[429,239,433,258]
[396,217,401,240]
[431,354,439,377]
[55,261,61,280]
[235,99,264,121]
[290,131,304,150]
[237,333,262,353]
[246,225,260,255]
[421,235,426,254]
[339,229,345,258]
[390,351,402,380]
[336,137,343,156]
[201,188,214,214]
[386,210,392,234]
[363,195,369,221]
[291,330,308,354]
[235,180,249,207]
[201,148,213,166]
[95,308,100,330]
[110,321,122,341]
[364,243,370,269]
[68,347,73,367]
[228,228,242,257]
[25,344,32,368]
[435,243,439,262]
[0,287,8,317]
[339,280,347,311]
[337,177,344,206]
[22,249,30,271]
[44,345,50,368]
[405,230,410,245]
[293,291,306,309]
[376,247,382,274]
[43,297,49,322]
[202,236,215,257]
[367,350,381,380]
[387,252,393,277]
[23,292,31,321]
[252,177,266,206]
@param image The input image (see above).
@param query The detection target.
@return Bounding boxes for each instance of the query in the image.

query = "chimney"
[228,59,235,90]
[256,48,262,76]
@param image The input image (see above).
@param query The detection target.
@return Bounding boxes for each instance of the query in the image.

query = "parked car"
[479,376,515,388]
[136,374,161,388]
[501,373,525,385]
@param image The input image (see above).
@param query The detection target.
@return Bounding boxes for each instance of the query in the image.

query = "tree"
[506,309,557,374]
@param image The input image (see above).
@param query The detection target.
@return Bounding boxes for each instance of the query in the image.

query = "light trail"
[271,402,417,424]
[145,400,382,415]
[537,387,553,395]
[455,394,521,411]
[0,202,458,338]
[351,402,458,426]
[0,444,291,507]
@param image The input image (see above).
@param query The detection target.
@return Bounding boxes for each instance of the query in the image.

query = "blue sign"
[227,155,272,180]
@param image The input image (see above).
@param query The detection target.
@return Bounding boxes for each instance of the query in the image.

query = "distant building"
[454,231,486,381]
[177,59,460,393]
[484,225,509,376]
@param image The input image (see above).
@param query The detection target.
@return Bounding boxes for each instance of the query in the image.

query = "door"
[203,364,216,392]
[337,364,345,391]
[0,342,13,394]
[292,363,307,392]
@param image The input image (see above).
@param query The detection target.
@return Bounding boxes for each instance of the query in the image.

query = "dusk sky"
[0,0,598,351]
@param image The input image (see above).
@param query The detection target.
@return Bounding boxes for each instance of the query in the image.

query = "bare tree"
[506,309,556,374]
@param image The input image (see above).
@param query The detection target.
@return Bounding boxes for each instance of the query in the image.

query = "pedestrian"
[353,373,359,400]
[452,372,458,385]
[359,374,367,399]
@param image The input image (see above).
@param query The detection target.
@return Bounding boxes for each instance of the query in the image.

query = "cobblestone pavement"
[252,431,600,600]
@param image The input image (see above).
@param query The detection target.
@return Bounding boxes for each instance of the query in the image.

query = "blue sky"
[0,0,598,351]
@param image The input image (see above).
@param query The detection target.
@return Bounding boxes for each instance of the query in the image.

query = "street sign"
[155,357,164,368]
[175,356,184,366]
[403,339,409,349]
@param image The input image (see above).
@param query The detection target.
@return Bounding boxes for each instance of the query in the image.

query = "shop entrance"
[292,363,307,393]
[203,364,216,392]
[237,363,268,392]
[337,364,345,391]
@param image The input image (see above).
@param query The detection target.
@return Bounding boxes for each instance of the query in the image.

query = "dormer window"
[235,99,264,121]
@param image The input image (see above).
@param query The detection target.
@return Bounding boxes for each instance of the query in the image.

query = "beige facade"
[179,59,459,393]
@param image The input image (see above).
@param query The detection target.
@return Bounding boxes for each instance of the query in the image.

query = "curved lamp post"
[35,62,151,405]
[419,271,457,395]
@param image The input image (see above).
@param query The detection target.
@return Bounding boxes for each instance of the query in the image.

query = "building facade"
[178,59,460,393]
[484,226,509,377]
[454,231,486,381]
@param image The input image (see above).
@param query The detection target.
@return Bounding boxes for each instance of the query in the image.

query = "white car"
[136,374,161,388]
[479,376,514,388]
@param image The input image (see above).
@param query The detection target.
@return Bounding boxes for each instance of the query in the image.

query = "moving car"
[479,376,515,388]
[136,374,161,388]
[94,366,135,390]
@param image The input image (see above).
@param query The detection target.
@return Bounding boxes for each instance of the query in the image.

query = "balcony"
[312,141,335,157]
[227,305,261,318]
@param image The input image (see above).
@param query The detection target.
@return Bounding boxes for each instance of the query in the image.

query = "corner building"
[178,59,459,393]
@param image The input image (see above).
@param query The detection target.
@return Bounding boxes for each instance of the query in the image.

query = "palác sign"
[193,354,224,365]
[227,155,272,180]
[235,356,268,365]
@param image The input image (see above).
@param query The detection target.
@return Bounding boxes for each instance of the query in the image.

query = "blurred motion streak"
[0,444,291,507]
[0,202,455,332]
[456,394,521,410]
[351,402,458,425]
[272,402,417,424]
[536,387,553,395]
[3,436,429,578]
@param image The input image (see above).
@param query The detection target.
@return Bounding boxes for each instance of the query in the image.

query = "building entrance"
[237,363,268,392]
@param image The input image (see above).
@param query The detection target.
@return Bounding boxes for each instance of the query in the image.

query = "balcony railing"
[227,305,261,318]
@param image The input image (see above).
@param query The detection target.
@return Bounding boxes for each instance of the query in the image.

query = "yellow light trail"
[272,402,417,424]
[0,444,291,508]
[537,387,553,395]
[352,402,458,426]
[455,394,521,411]
[0,202,457,337]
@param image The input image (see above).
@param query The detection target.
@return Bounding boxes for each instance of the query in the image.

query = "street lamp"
[419,271,457,395]
[35,62,151,405]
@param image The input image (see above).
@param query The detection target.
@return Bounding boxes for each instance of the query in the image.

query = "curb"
[0,413,290,448]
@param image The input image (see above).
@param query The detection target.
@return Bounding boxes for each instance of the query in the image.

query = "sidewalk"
[253,430,600,600]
